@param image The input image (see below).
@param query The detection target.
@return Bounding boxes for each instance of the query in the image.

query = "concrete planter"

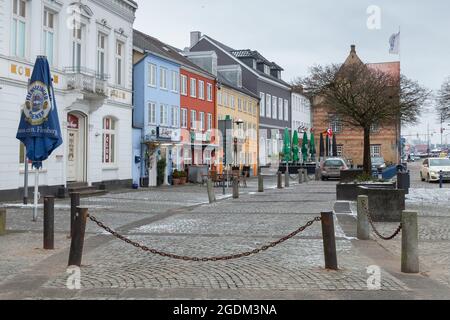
[336,182,395,201]
[340,169,364,183]
[358,186,406,222]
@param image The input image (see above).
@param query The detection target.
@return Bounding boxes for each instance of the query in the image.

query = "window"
[171,106,179,127]
[370,145,381,157]
[207,113,212,130]
[190,110,197,129]
[115,41,124,86]
[160,68,167,90]
[272,96,277,119]
[371,123,380,133]
[148,102,156,124]
[264,65,270,75]
[207,83,213,101]
[97,33,107,79]
[102,117,116,164]
[160,104,168,125]
[284,99,289,121]
[11,0,26,58]
[230,95,235,109]
[181,108,188,128]
[171,71,179,92]
[180,75,187,95]
[43,9,55,65]
[336,145,344,157]
[190,78,197,97]
[278,97,283,120]
[199,112,205,130]
[217,91,222,105]
[329,114,342,133]
[238,98,242,111]
[266,94,271,118]
[148,64,156,87]
[260,92,265,116]
[244,100,248,113]
[223,93,228,107]
[72,25,83,70]
[198,80,205,99]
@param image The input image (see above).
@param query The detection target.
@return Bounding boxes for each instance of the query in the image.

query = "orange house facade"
[179,67,217,167]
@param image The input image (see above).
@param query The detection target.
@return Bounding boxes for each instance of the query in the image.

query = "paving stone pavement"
[1,175,449,299]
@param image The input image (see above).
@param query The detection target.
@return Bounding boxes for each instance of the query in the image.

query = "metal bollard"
[43,196,55,250]
[207,179,216,203]
[298,169,303,184]
[357,195,370,240]
[321,211,338,270]
[315,168,321,181]
[258,173,264,192]
[70,192,80,238]
[303,169,309,183]
[232,176,239,199]
[0,208,6,236]
[401,211,419,273]
[439,171,443,189]
[68,207,88,267]
[285,170,290,188]
[277,172,283,189]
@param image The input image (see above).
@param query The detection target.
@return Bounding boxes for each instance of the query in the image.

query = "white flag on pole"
[389,31,400,54]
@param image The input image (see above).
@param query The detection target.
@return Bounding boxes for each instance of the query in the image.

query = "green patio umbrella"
[309,132,316,162]
[301,131,308,163]
[292,131,299,163]
[283,128,291,162]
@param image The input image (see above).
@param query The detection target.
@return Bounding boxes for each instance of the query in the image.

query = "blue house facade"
[133,44,182,187]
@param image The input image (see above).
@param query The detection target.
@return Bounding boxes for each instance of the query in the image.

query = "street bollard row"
[43,196,55,250]
[68,207,88,267]
[277,172,283,189]
[258,173,264,192]
[285,170,290,188]
[356,195,419,274]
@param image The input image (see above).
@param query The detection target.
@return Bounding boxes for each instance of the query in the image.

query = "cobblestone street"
[1,174,450,300]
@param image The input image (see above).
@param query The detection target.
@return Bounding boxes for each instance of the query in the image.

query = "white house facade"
[292,92,312,161]
[0,0,138,201]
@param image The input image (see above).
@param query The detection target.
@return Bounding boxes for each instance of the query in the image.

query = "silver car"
[320,158,349,180]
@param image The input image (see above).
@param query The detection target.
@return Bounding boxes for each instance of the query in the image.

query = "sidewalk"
[1,176,449,299]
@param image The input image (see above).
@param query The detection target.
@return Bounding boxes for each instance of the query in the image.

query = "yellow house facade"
[216,82,260,176]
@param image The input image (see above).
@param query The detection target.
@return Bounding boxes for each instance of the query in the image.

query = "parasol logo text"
[24,81,51,126]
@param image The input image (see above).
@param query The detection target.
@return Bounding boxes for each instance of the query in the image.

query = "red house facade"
[180,67,217,167]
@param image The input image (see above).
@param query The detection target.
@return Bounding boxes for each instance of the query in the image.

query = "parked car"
[420,158,450,182]
[320,158,349,180]
[371,157,386,170]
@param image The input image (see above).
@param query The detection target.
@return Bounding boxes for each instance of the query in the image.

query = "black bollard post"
[321,211,338,270]
[43,196,55,250]
[70,192,80,238]
[277,172,283,189]
[258,173,264,192]
[285,170,290,188]
[68,207,88,267]
[232,176,239,199]
[439,171,443,189]
[298,169,303,184]
[0,208,6,236]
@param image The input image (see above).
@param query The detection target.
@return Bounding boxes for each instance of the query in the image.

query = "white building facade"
[291,92,311,140]
[0,0,137,201]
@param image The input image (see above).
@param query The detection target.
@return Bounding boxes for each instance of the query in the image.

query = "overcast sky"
[134,0,450,144]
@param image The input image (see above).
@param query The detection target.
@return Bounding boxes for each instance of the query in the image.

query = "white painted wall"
[291,92,312,134]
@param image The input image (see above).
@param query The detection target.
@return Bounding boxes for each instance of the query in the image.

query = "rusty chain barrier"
[366,209,402,241]
[88,215,322,262]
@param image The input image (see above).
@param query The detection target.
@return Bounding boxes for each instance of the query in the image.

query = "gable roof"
[217,74,260,100]
[134,29,215,79]
[199,35,291,89]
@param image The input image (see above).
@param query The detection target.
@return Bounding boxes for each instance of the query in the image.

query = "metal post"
[207,179,216,204]
[0,208,6,236]
[43,196,54,250]
[232,176,239,199]
[258,173,264,192]
[33,168,40,222]
[304,169,309,183]
[357,195,370,240]
[70,193,80,238]
[321,211,338,270]
[298,168,303,184]
[277,172,283,189]
[285,170,290,188]
[23,153,28,205]
[401,210,419,273]
[439,170,443,189]
[68,207,88,267]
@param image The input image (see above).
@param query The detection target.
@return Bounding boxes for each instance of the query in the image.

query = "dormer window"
[252,60,257,69]
[264,65,270,75]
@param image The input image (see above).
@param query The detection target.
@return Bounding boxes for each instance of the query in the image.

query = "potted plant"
[179,170,187,184]
[157,158,166,186]
[172,170,181,185]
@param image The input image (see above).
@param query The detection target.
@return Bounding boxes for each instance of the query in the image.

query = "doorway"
[67,112,87,182]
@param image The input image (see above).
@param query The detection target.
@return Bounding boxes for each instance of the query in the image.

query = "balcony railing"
[64,67,109,96]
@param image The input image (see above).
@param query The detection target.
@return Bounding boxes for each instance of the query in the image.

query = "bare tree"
[437,77,450,121]
[295,62,429,174]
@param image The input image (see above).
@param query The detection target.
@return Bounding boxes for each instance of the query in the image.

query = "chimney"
[350,45,356,53]
[190,31,201,48]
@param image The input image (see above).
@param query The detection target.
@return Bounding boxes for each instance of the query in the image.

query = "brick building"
[311,45,400,166]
